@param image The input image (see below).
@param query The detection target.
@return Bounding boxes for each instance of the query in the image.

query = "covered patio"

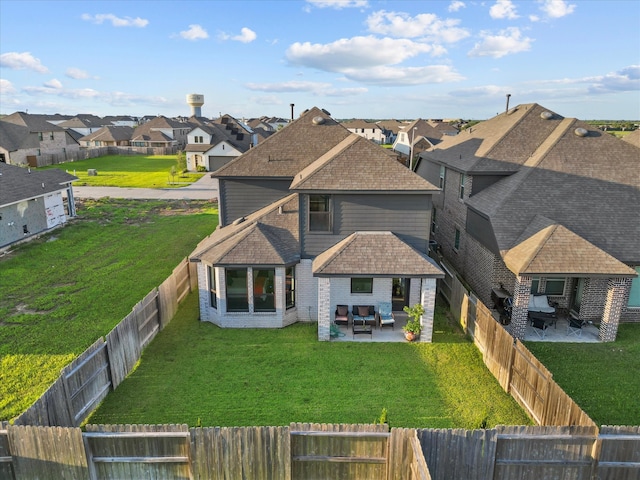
[312,231,444,342]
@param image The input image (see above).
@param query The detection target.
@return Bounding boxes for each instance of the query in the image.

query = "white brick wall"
[419,278,437,343]
[296,259,318,322]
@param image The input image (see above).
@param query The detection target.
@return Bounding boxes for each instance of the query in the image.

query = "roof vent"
[312,116,326,125]
[574,127,589,137]
[321,109,331,116]
[540,111,553,120]
[231,216,246,225]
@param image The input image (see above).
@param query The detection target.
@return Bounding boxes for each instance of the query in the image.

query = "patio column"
[509,275,532,340]
[419,278,436,343]
[317,277,331,341]
[599,277,630,342]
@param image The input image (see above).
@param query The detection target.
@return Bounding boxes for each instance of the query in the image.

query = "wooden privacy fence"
[34,146,177,166]
[1,423,639,480]
[13,258,196,428]
[437,258,597,428]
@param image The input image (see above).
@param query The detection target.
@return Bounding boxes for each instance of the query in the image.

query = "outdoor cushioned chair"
[352,305,376,327]
[376,302,395,329]
[334,305,350,326]
[528,294,557,315]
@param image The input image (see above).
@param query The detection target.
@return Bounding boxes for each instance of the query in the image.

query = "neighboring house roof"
[0,121,39,151]
[312,231,444,278]
[427,120,458,136]
[425,102,640,266]
[289,134,439,193]
[191,194,300,266]
[58,115,108,129]
[213,107,352,179]
[376,120,405,134]
[0,162,77,207]
[341,119,377,130]
[80,126,134,142]
[622,129,640,148]
[399,119,443,147]
[132,115,190,139]
[503,215,635,277]
[2,112,65,133]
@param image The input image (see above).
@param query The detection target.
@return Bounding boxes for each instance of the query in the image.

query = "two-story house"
[79,126,134,148]
[341,119,386,144]
[416,103,639,342]
[185,115,255,171]
[190,107,443,341]
[131,116,192,149]
[393,119,446,168]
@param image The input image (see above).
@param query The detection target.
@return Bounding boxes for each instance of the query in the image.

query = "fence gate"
[290,423,390,479]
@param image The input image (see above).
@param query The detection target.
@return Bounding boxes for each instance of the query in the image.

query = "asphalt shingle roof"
[0,163,77,207]
[290,135,439,193]
[0,121,39,151]
[212,107,352,178]
[190,194,300,266]
[312,231,444,277]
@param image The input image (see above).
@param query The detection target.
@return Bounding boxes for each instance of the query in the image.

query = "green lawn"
[42,155,203,188]
[525,324,640,426]
[88,296,532,429]
[0,199,217,421]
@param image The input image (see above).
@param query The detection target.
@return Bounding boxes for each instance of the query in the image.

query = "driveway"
[72,174,218,201]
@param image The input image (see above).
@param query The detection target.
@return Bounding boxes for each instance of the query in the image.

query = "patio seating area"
[331,311,411,343]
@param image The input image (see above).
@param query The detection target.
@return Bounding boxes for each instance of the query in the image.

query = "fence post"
[504,338,517,394]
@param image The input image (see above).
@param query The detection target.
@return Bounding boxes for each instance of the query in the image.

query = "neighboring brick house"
[416,103,640,342]
[0,162,77,249]
[57,115,110,137]
[341,119,386,144]
[0,121,40,165]
[190,107,443,341]
[79,126,134,147]
[1,112,80,166]
[131,116,191,149]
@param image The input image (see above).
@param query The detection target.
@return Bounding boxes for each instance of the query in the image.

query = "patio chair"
[376,302,395,329]
[334,305,350,326]
[528,294,557,315]
[567,315,583,337]
[529,316,548,339]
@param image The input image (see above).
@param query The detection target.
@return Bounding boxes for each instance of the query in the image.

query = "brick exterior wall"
[432,169,470,276]
[463,234,496,306]
[296,259,318,322]
[509,275,532,340]
[600,278,629,342]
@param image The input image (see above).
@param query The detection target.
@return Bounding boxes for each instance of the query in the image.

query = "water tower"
[186,94,204,117]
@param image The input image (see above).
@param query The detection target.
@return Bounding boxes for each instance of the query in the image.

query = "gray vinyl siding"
[301,194,431,257]
[219,179,291,226]
[466,207,500,255]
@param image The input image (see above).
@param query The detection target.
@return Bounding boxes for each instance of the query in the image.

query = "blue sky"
[1,0,638,120]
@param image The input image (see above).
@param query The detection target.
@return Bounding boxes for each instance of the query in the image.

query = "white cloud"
[341,64,464,85]
[449,85,507,98]
[366,10,470,43]
[44,79,63,89]
[0,78,17,94]
[20,83,169,108]
[448,1,465,12]
[233,27,257,43]
[66,67,91,79]
[180,24,209,41]
[489,0,519,19]
[287,36,439,73]
[81,13,148,27]
[246,80,333,93]
[0,52,49,73]
[219,27,257,43]
[468,27,533,58]
[586,65,640,94]
[529,14,540,22]
[538,0,576,18]
[305,0,368,9]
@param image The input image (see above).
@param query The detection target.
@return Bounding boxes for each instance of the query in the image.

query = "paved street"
[72,174,218,201]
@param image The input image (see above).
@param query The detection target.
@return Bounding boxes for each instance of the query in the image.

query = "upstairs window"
[309,195,332,232]
[459,173,466,199]
[454,228,461,250]
[38,132,43,141]
[439,165,446,189]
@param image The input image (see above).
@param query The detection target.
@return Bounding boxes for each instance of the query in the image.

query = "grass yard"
[525,324,640,426]
[88,295,532,429]
[42,155,203,188]
[0,199,217,421]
